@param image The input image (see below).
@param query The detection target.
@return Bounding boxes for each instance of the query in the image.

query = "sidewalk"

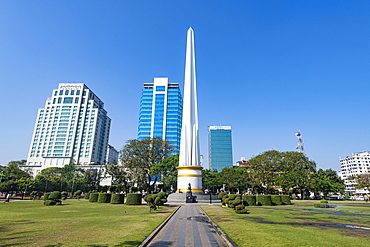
[143,205,233,247]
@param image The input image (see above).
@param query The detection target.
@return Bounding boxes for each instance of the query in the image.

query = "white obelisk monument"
[177,27,203,193]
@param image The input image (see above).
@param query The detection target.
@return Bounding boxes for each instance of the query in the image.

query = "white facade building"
[106,145,119,164]
[25,83,111,176]
[339,151,370,194]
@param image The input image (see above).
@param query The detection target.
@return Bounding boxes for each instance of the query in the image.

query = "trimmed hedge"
[257,195,272,206]
[43,193,51,201]
[84,192,90,200]
[281,195,291,205]
[89,193,99,202]
[98,193,112,203]
[271,195,283,205]
[242,195,256,206]
[110,194,125,204]
[126,193,142,205]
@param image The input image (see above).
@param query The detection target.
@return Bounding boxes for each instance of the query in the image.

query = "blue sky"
[0,1,369,170]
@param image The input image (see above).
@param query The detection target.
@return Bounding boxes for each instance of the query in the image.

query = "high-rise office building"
[208,126,233,172]
[25,83,111,175]
[138,77,183,153]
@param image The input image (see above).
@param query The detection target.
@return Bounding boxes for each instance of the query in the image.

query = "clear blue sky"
[0,1,369,171]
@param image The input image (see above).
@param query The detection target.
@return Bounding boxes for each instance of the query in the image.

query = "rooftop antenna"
[295,130,304,153]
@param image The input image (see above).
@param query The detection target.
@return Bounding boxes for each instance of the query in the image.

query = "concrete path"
[147,205,230,247]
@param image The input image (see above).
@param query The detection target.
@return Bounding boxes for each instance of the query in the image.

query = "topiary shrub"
[110,194,125,204]
[242,195,256,206]
[235,204,250,214]
[49,191,62,200]
[143,193,168,211]
[320,199,328,204]
[74,190,83,200]
[98,193,112,203]
[44,191,62,206]
[228,194,237,200]
[228,197,242,209]
[89,193,99,202]
[43,193,51,201]
[84,192,90,200]
[218,192,226,200]
[271,195,283,205]
[61,191,68,200]
[222,194,229,206]
[281,195,291,205]
[257,195,272,206]
[44,200,56,206]
[126,193,142,205]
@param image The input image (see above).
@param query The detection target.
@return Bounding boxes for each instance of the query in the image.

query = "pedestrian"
[4,193,11,203]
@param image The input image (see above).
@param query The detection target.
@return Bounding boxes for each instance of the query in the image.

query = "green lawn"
[0,199,176,247]
[202,200,370,247]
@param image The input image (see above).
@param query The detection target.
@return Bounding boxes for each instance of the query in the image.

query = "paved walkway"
[147,205,229,247]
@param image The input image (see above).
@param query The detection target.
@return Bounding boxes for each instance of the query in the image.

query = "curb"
[199,206,238,247]
[138,205,181,247]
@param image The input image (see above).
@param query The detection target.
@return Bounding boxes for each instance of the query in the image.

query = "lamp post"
[209,189,212,205]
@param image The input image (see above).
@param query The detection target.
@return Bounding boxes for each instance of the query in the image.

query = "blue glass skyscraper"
[138,77,183,154]
[208,126,233,172]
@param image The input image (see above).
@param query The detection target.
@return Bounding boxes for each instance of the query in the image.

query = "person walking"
[4,193,11,203]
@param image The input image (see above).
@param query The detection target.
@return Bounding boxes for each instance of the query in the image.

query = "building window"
[156,86,165,91]
[59,90,63,95]
[58,98,62,104]
[63,97,73,104]
[76,90,80,95]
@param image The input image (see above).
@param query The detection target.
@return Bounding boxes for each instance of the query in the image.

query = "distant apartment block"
[339,151,370,194]
[138,77,183,154]
[208,126,233,172]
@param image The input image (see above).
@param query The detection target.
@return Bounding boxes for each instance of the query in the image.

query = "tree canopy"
[120,138,173,193]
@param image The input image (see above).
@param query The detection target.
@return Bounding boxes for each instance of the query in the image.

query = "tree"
[217,167,250,193]
[105,163,131,193]
[276,151,316,199]
[350,173,370,191]
[120,138,173,194]
[0,160,31,193]
[157,154,179,192]
[202,169,222,192]
[248,150,283,194]
[312,169,345,196]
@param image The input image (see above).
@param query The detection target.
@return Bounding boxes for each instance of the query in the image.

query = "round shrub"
[49,191,62,200]
[126,193,142,205]
[271,195,283,205]
[218,192,226,200]
[44,200,56,206]
[89,193,99,202]
[97,193,112,203]
[110,194,125,204]
[242,195,256,206]
[84,192,90,200]
[236,204,245,210]
[43,193,51,201]
[281,195,291,205]
[257,195,272,206]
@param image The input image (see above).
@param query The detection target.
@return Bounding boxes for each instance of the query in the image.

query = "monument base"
[176,166,203,193]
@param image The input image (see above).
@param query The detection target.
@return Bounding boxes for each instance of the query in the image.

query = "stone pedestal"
[176,166,203,193]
